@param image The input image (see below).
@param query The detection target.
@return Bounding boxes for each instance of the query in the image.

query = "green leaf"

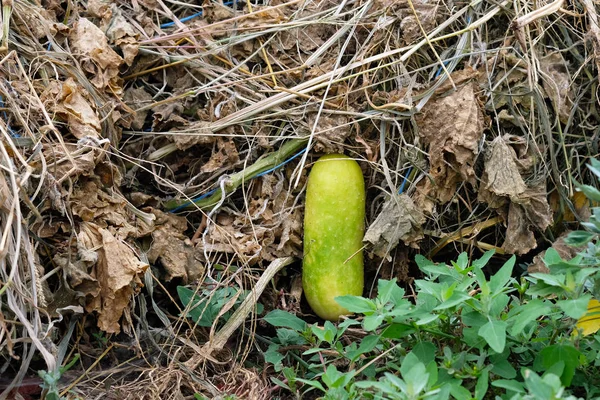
[472,250,495,270]
[490,355,517,379]
[377,279,405,305]
[564,230,596,246]
[491,379,524,393]
[450,382,472,400]
[263,310,307,332]
[455,252,469,270]
[588,158,600,179]
[411,342,437,365]
[508,299,552,336]
[347,334,380,362]
[264,343,284,370]
[489,255,515,295]
[576,183,600,202]
[536,344,581,386]
[528,272,565,287]
[474,369,489,400]
[478,320,507,353]
[363,313,384,331]
[381,323,414,339]
[403,363,428,395]
[557,294,592,319]
[400,352,420,378]
[434,291,472,310]
[334,295,377,314]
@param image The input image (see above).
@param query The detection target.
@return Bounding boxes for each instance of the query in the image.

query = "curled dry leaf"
[169,121,216,150]
[122,87,153,129]
[478,135,551,254]
[41,78,101,139]
[79,222,148,333]
[415,82,486,206]
[146,209,204,283]
[306,113,353,153]
[69,18,124,92]
[201,139,240,174]
[364,194,425,259]
[539,52,573,123]
[106,9,140,66]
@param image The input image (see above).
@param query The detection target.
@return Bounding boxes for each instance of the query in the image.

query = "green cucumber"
[303,154,365,320]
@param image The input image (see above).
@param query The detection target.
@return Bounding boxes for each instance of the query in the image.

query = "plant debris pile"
[0,0,599,398]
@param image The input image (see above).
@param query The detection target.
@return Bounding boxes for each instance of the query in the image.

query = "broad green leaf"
[472,250,495,270]
[489,255,515,294]
[363,313,384,331]
[490,357,517,379]
[478,320,507,353]
[377,279,405,306]
[411,342,437,365]
[404,363,428,395]
[475,369,489,400]
[576,183,600,202]
[528,272,565,287]
[564,230,596,246]
[334,295,377,314]
[557,294,592,319]
[434,291,472,310]
[400,352,420,378]
[491,379,524,393]
[381,323,414,339]
[263,310,307,332]
[508,299,550,336]
[536,344,581,386]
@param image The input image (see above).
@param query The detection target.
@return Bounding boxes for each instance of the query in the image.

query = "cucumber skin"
[303,154,365,320]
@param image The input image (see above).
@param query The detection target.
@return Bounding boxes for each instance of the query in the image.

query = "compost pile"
[0,0,598,398]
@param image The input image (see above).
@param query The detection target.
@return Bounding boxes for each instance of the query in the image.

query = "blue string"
[0,95,19,138]
[398,166,412,194]
[170,147,307,213]
[160,1,235,29]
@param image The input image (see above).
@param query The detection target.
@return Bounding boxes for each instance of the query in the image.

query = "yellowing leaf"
[574,299,600,336]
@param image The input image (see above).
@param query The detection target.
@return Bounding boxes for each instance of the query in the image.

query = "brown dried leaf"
[201,139,240,173]
[416,82,486,203]
[480,135,527,199]
[122,87,152,130]
[364,194,425,258]
[540,52,573,123]
[80,222,148,333]
[502,181,552,255]
[41,78,101,139]
[170,121,215,150]
[70,18,124,91]
[106,11,140,66]
[146,209,204,282]
[306,113,353,153]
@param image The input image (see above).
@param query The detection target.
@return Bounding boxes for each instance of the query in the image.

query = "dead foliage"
[0,0,599,397]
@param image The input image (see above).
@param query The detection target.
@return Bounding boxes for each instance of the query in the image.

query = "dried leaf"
[70,18,123,91]
[106,10,140,66]
[364,194,425,258]
[416,82,486,204]
[41,78,101,139]
[540,53,573,123]
[122,87,152,130]
[147,209,204,282]
[80,222,148,333]
[306,113,353,153]
[201,139,240,173]
[480,135,527,199]
[575,299,600,336]
[502,182,552,255]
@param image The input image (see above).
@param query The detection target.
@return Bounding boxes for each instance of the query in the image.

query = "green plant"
[263,246,600,399]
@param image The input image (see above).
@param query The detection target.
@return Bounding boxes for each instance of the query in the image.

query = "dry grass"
[0,0,599,398]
